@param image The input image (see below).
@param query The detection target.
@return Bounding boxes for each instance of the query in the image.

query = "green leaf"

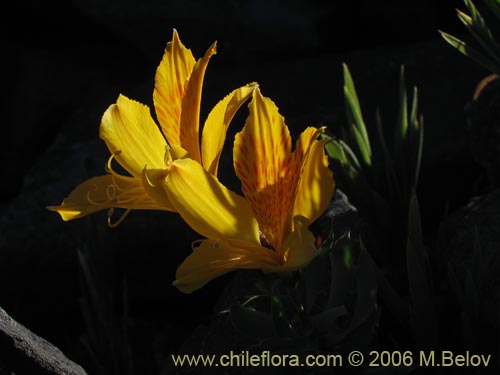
[323,135,348,163]
[351,121,372,167]
[343,63,372,166]
[440,30,500,74]
[394,65,408,149]
[410,86,419,132]
[456,4,500,65]
[413,114,424,189]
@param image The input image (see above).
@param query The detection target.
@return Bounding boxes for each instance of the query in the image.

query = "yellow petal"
[100,95,167,177]
[292,135,335,224]
[47,174,170,221]
[164,158,260,245]
[141,168,174,209]
[179,41,217,163]
[174,239,281,293]
[153,29,196,147]
[233,89,293,250]
[201,82,258,176]
[278,216,319,271]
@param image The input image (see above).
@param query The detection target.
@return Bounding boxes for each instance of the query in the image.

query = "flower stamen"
[107,207,132,228]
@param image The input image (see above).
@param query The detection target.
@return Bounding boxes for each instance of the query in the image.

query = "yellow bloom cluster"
[49,30,335,293]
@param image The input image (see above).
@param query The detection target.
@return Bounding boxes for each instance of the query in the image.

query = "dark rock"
[313,188,360,241]
[0,306,88,375]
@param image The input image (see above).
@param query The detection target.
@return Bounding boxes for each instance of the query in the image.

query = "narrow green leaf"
[440,30,500,74]
[351,120,372,166]
[456,6,500,65]
[463,0,495,41]
[339,139,362,171]
[410,86,419,132]
[343,63,372,164]
[394,65,408,149]
[323,136,348,163]
[413,114,424,189]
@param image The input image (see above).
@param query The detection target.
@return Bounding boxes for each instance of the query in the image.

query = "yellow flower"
[167,89,335,293]
[48,29,257,224]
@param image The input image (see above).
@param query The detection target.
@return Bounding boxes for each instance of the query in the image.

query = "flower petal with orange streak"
[233,88,293,250]
[153,29,196,147]
[178,41,217,164]
[201,82,258,176]
[100,95,167,178]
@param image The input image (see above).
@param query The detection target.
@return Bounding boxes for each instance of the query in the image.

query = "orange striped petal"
[233,89,293,250]
[179,41,217,163]
[174,239,281,293]
[201,82,258,176]
[100,95,167,178]
[153,29,196,147]
[164,158,260,245]
[292,134,335,224]
[47,174,171,221]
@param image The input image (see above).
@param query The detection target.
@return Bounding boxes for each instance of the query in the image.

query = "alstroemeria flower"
[49,29,257,223]
[166,89,335,293]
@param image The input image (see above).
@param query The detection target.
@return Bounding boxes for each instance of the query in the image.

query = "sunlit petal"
[174,239,281,293]
[233,88,293,250]
[179,41,217,163]
[100,95,167,177]
[47,174,170,221]
[153,29,196,147]
[201,82,258,176]
[141,168,174,209]
[293,136,335,224]
[278,216,318,271]
[164,158,260,245]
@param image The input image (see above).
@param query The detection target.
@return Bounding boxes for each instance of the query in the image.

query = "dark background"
[2,0,495,373]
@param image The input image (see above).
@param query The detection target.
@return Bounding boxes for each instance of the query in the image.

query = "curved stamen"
[86,184,108,205]
[107,207,133,228]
